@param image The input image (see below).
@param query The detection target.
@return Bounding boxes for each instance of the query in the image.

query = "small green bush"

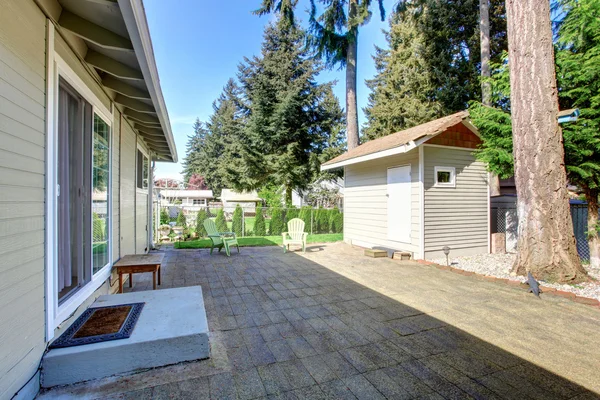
[176,210,187,227]
[215,209,228,232]
[269,208,285,235]
[286,207,299,221]
[299,206,312,233]
[254,207,267,236]
[329,208,343,233]
[160,208,170,225]
[232,204,243,237]
[195,209,208,237]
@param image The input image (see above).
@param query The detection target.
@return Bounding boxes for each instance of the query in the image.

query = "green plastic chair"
[204,219,239,256]
[282,218,308,253]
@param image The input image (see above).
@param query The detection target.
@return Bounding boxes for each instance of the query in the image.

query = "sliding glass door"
[57,78,111,303]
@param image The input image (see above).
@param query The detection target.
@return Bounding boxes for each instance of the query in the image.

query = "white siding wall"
[0,1,47,398]
[136,140,150,254]
[344,150,421,256]
[423,145,489,258]
[112,111,121,262]
[120,120,136,256]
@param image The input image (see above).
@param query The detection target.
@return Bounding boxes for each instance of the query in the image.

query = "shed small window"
[434,166,456,187]
[137,149,149,189]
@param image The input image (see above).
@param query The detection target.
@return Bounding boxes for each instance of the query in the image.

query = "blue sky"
[145,0,395,179]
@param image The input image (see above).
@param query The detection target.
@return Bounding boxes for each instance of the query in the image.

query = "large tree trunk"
[584,186,600,269]
[346,0,359,150]
[479,0,501,197]
[506,0,587,283]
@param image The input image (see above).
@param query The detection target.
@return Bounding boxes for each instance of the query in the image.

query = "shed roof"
[322,111,473,170]
[159,190,213,199]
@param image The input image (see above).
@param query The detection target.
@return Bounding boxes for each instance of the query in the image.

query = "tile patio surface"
[40,243,600,399]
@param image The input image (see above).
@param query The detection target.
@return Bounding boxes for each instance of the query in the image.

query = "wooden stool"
[113,253,164,293]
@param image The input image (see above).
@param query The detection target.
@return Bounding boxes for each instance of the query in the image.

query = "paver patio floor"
[40,243,600,399]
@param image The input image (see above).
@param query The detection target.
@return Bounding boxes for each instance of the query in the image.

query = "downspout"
[148,159,155,250]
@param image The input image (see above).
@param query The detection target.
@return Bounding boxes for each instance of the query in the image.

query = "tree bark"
[584,186,600,269]
[346,0,359,150]
[479,0,501,197]
[506,0,587,283]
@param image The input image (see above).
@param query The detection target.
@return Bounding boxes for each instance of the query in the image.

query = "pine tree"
[269,208,285,236]
[232,204,244,237]
[363,9,444,140]
[238,16,344,204]
[176,210,187,227]
[215,209,228,233]
[195,209,208,238]
[254,207,267,236]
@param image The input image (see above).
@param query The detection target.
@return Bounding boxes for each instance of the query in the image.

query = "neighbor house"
[220,189,263,214]
[0,0,177,398]
[321,111,489,260]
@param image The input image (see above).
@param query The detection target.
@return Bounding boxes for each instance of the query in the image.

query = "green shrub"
[160,208,170,225]
[232,204,243,237]
[299,206,312,233]
[269,208,285,235]
[330,208,343,233]
[286,206,299,221]
[176,210,187,227]
[215,209,228,232]
[195,209,208,237]
[92,212,105,242]
[254,207,267,236]
[320,209,332,233]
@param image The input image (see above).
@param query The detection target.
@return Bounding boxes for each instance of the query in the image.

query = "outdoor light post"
[442,246,451,266]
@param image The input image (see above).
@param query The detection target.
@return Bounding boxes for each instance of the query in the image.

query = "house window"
[434,166,456,187]
[137,149,149,189]
[193,199,205,205]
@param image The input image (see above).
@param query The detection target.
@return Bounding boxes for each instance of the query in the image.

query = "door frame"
[45,28,114,340]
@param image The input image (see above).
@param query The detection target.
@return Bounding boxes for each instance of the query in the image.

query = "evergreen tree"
[238,17,344,204]
[232,204,244,237]
[329,207,343,233]
[176,210,187,227]
[255,0,386,150]
[160,208,170,225]
[269,208,285,235]
[195,209,208,238]
[363,9,443,140]
[299,206,312,233]
[215,209,228,233]
[254,207,267,236]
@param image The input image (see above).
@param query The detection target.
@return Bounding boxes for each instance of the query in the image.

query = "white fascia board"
[117,0,178,163]
[321,137,429,171]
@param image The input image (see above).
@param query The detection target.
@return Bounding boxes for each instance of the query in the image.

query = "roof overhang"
[35,0,177,162]
[321,139,422,171]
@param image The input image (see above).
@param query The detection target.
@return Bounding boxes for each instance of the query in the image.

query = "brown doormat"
[50,303,144,349]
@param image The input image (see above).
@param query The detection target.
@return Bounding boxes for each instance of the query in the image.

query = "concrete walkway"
[39,243,600,399]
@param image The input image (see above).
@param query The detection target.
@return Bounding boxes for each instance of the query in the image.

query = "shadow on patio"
[40,243,600,399]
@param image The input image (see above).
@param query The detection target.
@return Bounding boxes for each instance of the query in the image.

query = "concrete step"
[42,286,210,388]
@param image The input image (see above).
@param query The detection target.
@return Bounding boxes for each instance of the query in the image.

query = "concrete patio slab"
[38,243,600,399]
[41,286,209,388]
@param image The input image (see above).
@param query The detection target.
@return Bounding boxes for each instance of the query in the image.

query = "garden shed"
[322,111,490,259]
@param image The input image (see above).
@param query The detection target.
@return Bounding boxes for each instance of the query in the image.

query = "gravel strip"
[428,253,600,301]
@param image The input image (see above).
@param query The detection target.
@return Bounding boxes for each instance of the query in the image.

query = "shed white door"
[387,166,412,242]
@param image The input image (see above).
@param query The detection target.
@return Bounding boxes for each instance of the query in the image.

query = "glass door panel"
[92,114,110,274]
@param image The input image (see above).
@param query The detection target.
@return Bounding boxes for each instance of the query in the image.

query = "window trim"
[47,52,114,337]
[136,145,150,191]
[434,166,456,188]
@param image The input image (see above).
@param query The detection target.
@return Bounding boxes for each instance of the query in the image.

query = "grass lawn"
[174,233,343,249]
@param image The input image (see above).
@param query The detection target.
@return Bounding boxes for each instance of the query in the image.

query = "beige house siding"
[344,150,421,256]
[120,120,136,256]
[0,1,47,399]
[423,145,489,258]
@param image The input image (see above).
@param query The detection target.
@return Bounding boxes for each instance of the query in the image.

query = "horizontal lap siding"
[120,121,136,256]
[344,151,421,255]
[0,1,47,398]
[423,145,488,258]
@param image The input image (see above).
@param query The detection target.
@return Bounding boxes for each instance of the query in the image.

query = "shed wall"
[423,145,489,258]
[343,150,421,256]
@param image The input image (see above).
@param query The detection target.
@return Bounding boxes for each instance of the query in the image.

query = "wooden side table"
[113,253,165,293]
